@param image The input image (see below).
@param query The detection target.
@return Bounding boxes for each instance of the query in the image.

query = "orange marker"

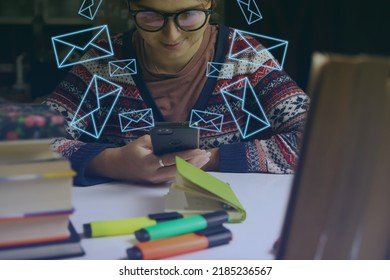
[126,226,232,260]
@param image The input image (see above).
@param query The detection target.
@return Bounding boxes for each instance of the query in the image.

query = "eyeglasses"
[129,8,213,32]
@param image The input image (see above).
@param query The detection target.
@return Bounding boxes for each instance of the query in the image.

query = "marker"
[127,226,232,260]
[83,212,183,238]
[134,210,229,242]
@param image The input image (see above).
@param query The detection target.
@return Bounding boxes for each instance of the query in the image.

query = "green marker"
[134,211,229,242]
[83,212,183,238]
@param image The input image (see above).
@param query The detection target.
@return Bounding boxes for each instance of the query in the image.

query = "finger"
[151,165,177,184]
[151,153,210,183]
[159,152,210,170]
[137,135,153,149]
[161,149,207,166]
[187,154,211,168]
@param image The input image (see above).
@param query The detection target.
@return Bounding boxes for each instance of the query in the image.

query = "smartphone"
[150,122,199,155]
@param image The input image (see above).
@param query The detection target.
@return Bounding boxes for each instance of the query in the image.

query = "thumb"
[137,134,153,149]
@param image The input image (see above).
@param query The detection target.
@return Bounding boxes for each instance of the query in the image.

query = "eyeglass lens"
[135,10,207,31]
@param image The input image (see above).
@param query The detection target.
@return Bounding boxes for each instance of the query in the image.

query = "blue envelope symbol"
[236,0,263,25]
[109,59,138,77]
[78,0,103,20]
[228,29,288,71]
[52,25,114,68]
[71,75,122,139]
[189,110,224,133]
[206,62,234,79]
[220,77,270,139]
[119,109,155,132]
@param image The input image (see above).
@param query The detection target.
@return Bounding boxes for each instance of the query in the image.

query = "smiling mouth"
[161,41,183,50]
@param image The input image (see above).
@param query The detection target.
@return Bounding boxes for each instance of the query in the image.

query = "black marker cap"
[83,223,92,238]
[202,211,229,227]
[127,246,144,260]
[196,226,232,248]
[148,212,183,223]
[134,228,150,242]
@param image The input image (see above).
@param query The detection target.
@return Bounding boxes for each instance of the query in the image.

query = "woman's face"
[130,0,212,65]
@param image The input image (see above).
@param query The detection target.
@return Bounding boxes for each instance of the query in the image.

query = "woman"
[44,0,309,186]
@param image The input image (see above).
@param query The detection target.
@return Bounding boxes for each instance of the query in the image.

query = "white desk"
[70,173,293,260]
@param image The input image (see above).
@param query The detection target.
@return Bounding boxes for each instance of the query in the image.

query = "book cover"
[0,212,73,247]
[0,103,66,141]
[0,139,61,164]
[0,157,74,177]
[164,157,246,223]
[0,221,85,260]
[0,159,75,216]
[277,53,390,260]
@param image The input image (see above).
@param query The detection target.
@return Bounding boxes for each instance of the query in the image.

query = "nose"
[161,17,182,41]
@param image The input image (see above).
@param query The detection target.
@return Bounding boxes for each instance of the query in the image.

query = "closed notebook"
[0,212,73,247]
[164,157,246,222]
[0,139,61,164]
[0,159,76,216]
[0,221,85,260]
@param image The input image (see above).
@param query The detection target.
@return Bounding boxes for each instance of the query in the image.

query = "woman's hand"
[201,147,220,171]
[86,135,212,184]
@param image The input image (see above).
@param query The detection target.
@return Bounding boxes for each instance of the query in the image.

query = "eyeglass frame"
[128,8,214,32]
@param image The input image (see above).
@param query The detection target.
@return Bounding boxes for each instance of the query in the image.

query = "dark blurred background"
[1,0,389,103]
[225,0,390,92]
[0,0,130,102]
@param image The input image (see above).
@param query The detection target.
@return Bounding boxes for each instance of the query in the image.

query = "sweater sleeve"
[49,138,117,186]
[69,142,117,186]
[219,133,304,174]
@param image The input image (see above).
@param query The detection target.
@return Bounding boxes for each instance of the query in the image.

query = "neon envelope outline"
[109,59,138,77]
[119,108,155,132]
[236,0,263,25]
[189,109,224,133]
[52,25,114,68]
[70,75,122,139]
[228,29,288,71]
[78,0,103,20]
[206,62,234,79]
[220,77,270,139]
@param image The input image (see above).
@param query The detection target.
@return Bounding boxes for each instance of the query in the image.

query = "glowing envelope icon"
[229,29,288,71]
[236,0,263,25]
[52,25,114,68]
[206,62,234,79]
[78,0,103,20]
[109,59,137,77]
[119,109,155,132]
[71,75,122,139]
[189,110,224,133]
[220,77,270,139]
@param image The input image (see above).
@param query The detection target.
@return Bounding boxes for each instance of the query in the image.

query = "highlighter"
[134,210,229,242]
[127,226,232,260]
[83,212,183,238]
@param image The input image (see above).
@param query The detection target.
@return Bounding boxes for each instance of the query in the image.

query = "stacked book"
[0,103,84,259]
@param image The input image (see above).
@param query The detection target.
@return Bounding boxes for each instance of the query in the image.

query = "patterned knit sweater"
[43,24,309,186]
